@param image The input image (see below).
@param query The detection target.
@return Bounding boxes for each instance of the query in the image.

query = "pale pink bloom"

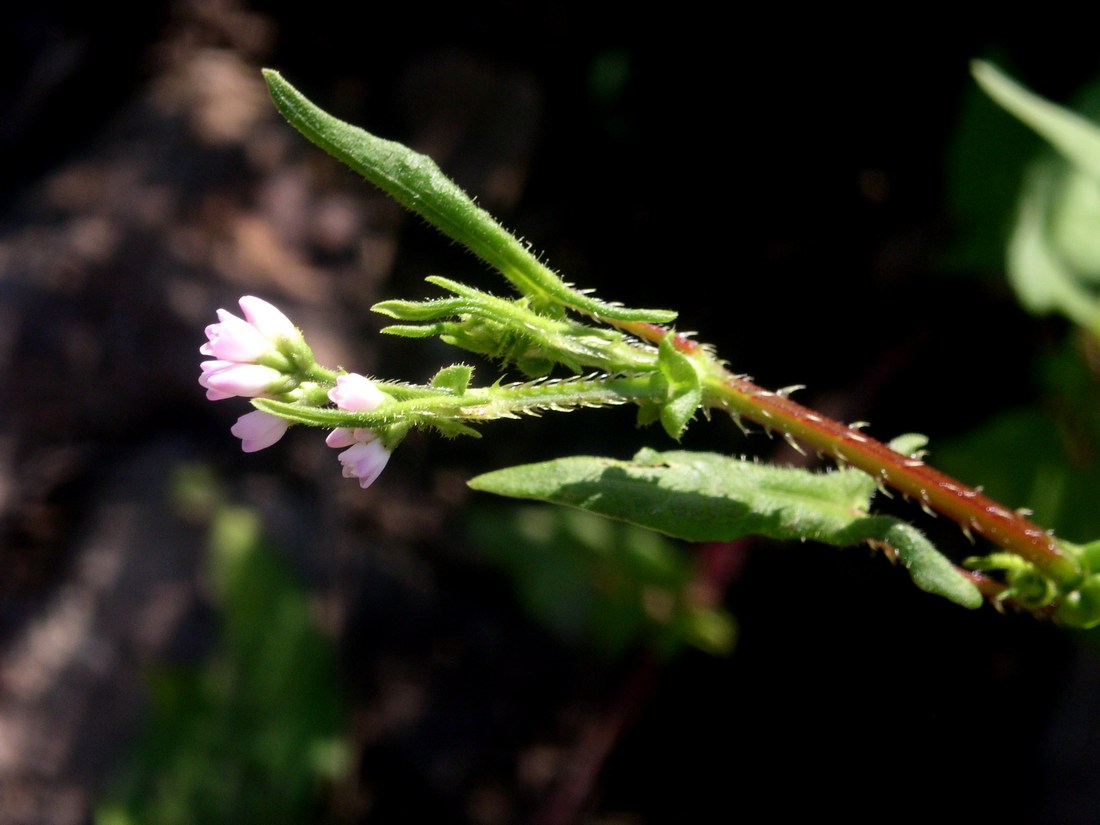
[199,361,283,400]
[325,376,390,487]
[328,373,386,412]
[238,295,298,341]
[231,410,290,452]
[200,310,272,362]
[336,439,391,489]
[200,296,298,401]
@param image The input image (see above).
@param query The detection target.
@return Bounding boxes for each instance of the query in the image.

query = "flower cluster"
[325,373,391,488]
[199,295,301,400]
[199,296,391,489]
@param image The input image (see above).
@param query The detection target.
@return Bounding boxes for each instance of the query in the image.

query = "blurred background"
[4,2,1100,822]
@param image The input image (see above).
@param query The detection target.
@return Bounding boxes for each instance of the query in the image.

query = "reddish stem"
[616,322,1081,585]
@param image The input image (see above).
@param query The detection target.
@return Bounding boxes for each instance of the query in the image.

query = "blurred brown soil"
[0,3,555,822]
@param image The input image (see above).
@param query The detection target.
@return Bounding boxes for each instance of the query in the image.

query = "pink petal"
[337,440,391,489]
[231,410,290,452]
[326,427,378,448]
[200,362,282,398]
[202,310,272,362]
[328,373,385,412]
[199,360,237,400]
[325,427,358,448]
[239,295,297,341]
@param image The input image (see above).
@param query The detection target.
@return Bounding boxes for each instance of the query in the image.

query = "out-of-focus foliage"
[96,485,349,825]
[467,504,736,659]
[937,342,1100,547]
[970,62,1100,334]
[943,62,1100,566]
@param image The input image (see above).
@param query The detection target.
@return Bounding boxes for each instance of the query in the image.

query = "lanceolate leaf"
[263,70,675,325]
[469,449,981,608]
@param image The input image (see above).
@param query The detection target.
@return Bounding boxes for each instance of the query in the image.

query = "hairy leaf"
[469,449,981,608]
[263,70,675,324]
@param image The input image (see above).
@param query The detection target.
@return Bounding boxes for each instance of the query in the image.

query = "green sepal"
[378,324,442,339]
[431,419,483,439]
[376,276,658,376]
[635,401,661,428]
[1077,539,1100,574]
[468,448,982,609]
[656,334,702,440]
[430,364,474,394]
[373,297,471,321]
[263,69,675,324]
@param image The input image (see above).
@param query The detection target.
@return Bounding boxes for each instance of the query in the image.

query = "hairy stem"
[616,322,1082,586]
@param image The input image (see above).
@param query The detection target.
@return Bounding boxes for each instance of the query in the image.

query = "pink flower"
[326,372,391,488]
[335,438,391,489]
[231,410,290,453]
[199,296,298,401]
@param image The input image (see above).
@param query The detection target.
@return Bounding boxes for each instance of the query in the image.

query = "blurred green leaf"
[973,61,1100,180]
[946,60,1041,275]
[97,504,348,825]
[937,363,1100,546]
[468,504,736,657]
[969,61,1100,334]
[1007,160,1100,330]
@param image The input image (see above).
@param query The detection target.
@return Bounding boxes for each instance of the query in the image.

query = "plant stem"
[616,322,1082,586]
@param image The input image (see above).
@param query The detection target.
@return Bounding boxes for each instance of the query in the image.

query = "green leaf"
[471,449,872,543]
[874,519,983,610]
[263,70,675,325]
[469,449,981,608]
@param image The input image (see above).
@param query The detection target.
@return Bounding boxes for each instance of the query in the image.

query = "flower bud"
[231,410,290,453]
[239,295,298,341]
[328,372,386,412]
[199,361,285,400]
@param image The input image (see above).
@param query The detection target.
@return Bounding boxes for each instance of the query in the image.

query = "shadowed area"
[3,2,1100,823]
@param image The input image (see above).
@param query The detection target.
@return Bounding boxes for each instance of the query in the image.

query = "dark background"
[3,2,1100,822]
